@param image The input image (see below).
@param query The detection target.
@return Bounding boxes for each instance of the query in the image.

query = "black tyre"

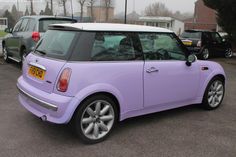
[72,95,118,144]
[202,77,225,110]
[2,45,10,63]
[201,48,210,60]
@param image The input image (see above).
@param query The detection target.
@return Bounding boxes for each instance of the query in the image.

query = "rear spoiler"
[48,25,80,31]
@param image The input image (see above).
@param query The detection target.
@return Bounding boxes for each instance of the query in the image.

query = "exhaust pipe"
[40,115,47,121]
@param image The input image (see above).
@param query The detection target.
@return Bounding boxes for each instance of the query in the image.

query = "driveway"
[0,57,236,157]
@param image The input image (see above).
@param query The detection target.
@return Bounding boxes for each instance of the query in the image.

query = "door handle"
[146,67,159,73]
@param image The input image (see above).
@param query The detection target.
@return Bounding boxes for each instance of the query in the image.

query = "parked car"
[180,30,233,60]
[17,23,226,144]
[2,16,77,63]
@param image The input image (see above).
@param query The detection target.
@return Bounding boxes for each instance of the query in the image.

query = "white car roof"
[51,23,173,33]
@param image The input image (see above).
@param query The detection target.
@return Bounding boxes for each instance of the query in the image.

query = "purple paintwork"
[17,53,225,124]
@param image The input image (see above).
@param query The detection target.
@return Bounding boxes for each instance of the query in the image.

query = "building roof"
[20,15,75,20]
[139,16,183,23]
[51,23,173,33]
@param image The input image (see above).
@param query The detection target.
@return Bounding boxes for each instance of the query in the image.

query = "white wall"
[172,20,185,36]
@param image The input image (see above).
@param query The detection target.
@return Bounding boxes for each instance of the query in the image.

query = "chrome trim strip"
[28,62,47,71]
[8,57,21,63]
[17,85,58,111]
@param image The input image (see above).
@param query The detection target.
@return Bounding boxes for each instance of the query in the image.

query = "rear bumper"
[17,76,79,124]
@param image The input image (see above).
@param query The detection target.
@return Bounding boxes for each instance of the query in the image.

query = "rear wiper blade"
[35,49,46,55]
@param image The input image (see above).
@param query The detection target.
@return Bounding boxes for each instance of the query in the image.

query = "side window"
[13,20,22,32]
[90,32,139,61]
[18,19,29,32]
[139,33,186,61]
[211,33,222,43]
[25,19,36,31]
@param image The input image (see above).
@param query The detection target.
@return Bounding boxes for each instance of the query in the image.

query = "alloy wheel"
[80,100,115,140]
[225,48,233,58]
[202,49,209,60]
[207,80,224,108]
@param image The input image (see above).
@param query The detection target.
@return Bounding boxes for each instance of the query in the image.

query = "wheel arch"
[70,91,121,124]
[200,73,226,103]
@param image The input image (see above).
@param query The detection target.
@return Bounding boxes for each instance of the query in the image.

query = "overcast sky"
[115,0,197,14]
[0,0,197,15]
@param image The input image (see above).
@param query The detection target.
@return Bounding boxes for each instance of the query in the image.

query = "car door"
[5,19,22,56]
[139,33,201,108]
[13,18,29,59]
[210,32,226,56]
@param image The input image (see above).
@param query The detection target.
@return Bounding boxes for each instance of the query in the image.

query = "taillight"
[32,32,40,42]
[197,40,202,47]
[57,68,72,92]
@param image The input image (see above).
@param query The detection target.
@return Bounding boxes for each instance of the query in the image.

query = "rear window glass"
[181,31,201,39]
[39,19,75,32]
[34,30,77,60]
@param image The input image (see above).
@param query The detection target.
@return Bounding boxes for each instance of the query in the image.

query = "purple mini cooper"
[17,23,226,143]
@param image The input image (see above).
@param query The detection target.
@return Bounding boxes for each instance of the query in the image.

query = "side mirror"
[222,38,226,42]
[186,54,197,66]
[4,28,13,33]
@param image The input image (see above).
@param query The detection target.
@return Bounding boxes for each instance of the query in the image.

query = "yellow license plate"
[28,66,46,80]
[183,41,192,46]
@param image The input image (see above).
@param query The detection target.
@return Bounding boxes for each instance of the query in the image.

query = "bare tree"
[58,0,67,16]
[28,0,36,15]
[145,2,172,17]
[103,0,112,22]
[88,0,96,21]
[77,0,87,22]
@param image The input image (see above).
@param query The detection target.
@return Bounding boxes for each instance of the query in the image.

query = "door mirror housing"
[186,54,197,66]
[4,28,13,34]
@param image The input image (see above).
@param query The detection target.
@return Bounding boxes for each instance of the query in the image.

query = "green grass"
[0,31,7,38]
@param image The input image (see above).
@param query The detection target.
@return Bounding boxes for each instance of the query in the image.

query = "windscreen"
[181,31,201,39]
[34,30,77,60]
[39,19,75,32]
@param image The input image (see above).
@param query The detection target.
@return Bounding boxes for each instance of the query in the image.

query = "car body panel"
[144,60,200,107]
[17,24,226,124]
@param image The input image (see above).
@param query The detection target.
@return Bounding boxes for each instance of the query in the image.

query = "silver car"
[2,16,76,63]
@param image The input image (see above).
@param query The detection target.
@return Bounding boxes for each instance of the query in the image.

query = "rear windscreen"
[39,19,75,32]
[34,30,77,60]
[181,32,201,39]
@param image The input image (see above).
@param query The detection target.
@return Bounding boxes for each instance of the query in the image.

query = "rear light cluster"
[57,68,72,92]
[32,32,40,42]
[197,40,202,47]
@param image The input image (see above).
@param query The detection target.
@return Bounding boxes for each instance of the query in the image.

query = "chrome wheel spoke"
[100,115,113,121]
[85,123,94,135]
[100,105,110,115]
[95,102,101,115]
[87,107,96,117]
[82,117,93,124]
[98,121,108,131]
[216,84,223,91]
[208,96,213,103]
[217,91,223,95]
[93,123,99,138]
